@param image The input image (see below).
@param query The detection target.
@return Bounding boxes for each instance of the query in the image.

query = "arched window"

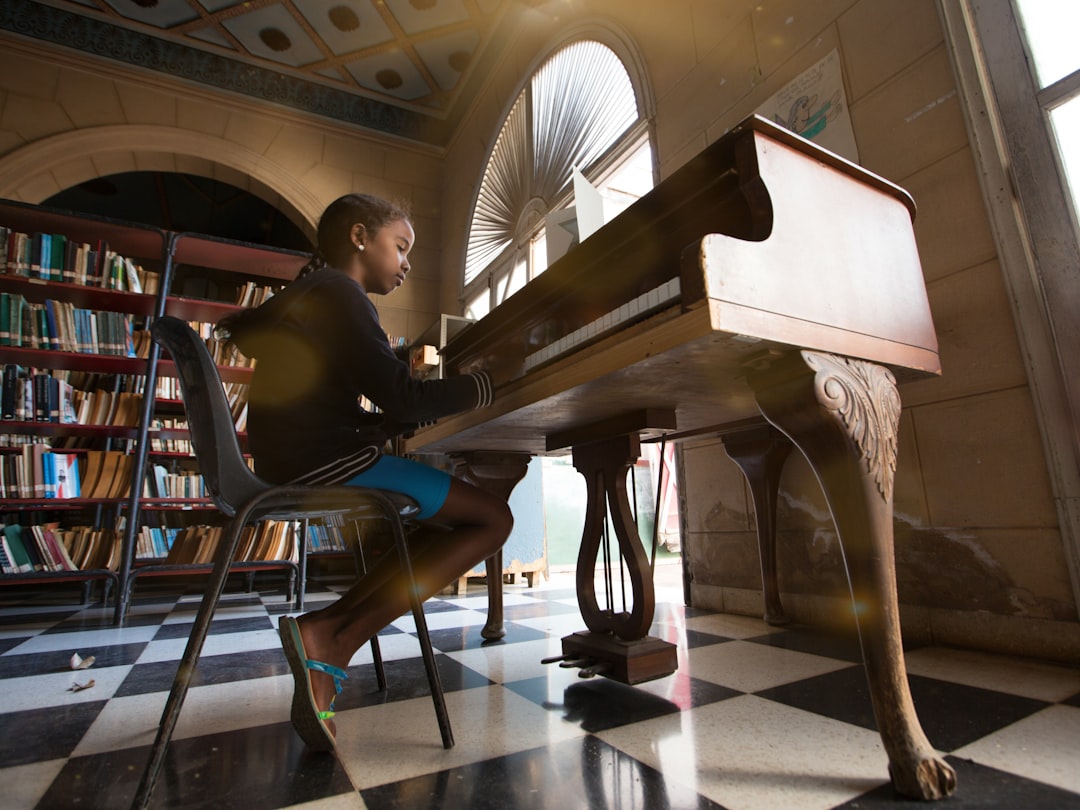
[462,38,652,319]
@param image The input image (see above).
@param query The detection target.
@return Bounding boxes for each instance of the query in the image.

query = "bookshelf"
[0,198,309,623]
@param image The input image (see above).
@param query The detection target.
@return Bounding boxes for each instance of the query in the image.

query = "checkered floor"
[1,565,1079,809]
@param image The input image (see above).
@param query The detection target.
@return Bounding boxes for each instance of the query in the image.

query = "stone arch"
[0,125,320,240]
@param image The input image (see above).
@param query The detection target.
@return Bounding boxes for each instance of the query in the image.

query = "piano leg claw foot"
[889,755,957,801]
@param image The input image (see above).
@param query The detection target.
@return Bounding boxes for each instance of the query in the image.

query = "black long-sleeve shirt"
[223,266,492,485]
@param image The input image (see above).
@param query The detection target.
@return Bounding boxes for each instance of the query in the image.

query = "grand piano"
[405,115,956,800]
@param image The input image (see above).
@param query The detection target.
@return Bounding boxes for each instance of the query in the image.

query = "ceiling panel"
[3,0,522,145]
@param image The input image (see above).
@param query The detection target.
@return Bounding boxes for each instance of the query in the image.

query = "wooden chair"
[133,316,453,808]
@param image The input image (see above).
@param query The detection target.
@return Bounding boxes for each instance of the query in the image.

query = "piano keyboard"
[523,277,682,372]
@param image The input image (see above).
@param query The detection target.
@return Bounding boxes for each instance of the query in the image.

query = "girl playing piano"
[218,192,512,750]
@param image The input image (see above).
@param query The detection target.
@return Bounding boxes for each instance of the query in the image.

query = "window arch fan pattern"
[464,40,640,286]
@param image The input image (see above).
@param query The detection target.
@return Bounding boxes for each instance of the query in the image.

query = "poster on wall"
[757,49,859,163]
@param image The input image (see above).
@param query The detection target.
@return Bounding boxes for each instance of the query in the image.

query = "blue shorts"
[342,454,452,520]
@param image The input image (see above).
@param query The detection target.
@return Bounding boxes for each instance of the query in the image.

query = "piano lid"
[443,115,915,380]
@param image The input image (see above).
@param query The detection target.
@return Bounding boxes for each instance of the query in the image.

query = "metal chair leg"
[295,520,307,611]
[132,514,250,809]
[389,510,454,749]
[351,519,387,690]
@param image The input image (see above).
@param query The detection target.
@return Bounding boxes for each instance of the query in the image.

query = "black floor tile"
[50,610,171,632]
[835,755,1080,808]
[426,621,549,652]
[0,701,106,766]
[0,635,31,655]
[152,615,274,640]
[419,599,475,615]
[115,648,289,697]
[0,642,147,678]
[507,674,682,732]
[745,625,865,663]
[360,734,729,810]
[755,666,1050,751]
[0,609,78,628]
[655,626,733,649]
[39,722,354,810]
[333,655,493,710]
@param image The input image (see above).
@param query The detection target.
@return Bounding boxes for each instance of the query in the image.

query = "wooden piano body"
[406,115,955,799]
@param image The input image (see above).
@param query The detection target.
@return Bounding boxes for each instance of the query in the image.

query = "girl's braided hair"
[296,193,412,281]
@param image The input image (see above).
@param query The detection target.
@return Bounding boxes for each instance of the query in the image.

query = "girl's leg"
[296,477,513,719]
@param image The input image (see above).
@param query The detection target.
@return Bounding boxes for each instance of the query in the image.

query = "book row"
[0,226,160,294]
[0,446,137,501]
[144,464,206,500]
[1,293,139,356]
[0,521,122,574]
[1,445,81,499]
[305,522,354,553]
[1,365,144,427]
[157,520,296,566]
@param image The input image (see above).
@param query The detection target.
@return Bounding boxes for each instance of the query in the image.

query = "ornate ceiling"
[3,0,525,146]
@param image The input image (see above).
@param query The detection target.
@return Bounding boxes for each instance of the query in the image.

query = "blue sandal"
[279,616,348,751]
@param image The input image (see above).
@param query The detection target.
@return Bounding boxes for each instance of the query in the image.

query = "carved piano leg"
[721,425,793,625]
[451,451,531,641]
[749,350,956,801]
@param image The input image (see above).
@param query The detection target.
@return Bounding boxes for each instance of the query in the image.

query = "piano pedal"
[541,654,567,666]
[558,658,591,669]
[578,662,611,679]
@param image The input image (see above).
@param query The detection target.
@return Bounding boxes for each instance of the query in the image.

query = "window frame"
[461,35,653,319]
[940,0,1080,607]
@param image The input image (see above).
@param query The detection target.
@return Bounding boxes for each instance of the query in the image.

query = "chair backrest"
[151,316,267,515]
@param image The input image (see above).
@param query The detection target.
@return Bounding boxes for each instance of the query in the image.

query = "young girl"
[219,193,513,751]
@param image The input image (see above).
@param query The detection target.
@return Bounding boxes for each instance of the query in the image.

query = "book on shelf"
[0,294,140,357]
[2,524,36,573]
[3,444,82,499]
[53,451,81,498]
[0,371,142,428]
[136,525,180,559]
[0,535,15,574]
[1,225,160,293]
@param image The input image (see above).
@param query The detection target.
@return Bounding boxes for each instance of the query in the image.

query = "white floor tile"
[682,612,782,640]
[284,793,369,810]
[0,665,131,713]
[511,611,590,638]
[136,627,282,664]
[334,684,587,790]
[443,638,564,684]
[903,646,1080,702]
[0,758,68,810]
[953,704,1080,794]
[599,694,891,810]
[73,674,295,756]
[685,639,852,693]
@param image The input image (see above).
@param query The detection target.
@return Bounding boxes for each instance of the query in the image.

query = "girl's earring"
[356,243,365,252]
